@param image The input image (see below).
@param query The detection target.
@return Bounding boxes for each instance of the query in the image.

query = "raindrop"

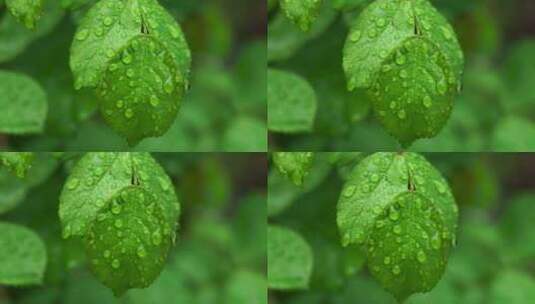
[384,256,391,265]
[397,110,406,120]
[431,235,441,250]
[114,219,123,228]
[137,246,147,258]
[392,265,401,275]
[343,185,356,197]
[67,178,79,190]
[103,250,111,258]
[125,109,134,119]
[350,30,362,42]
[389,208,399,221]
[111,259,120,269]
[417,250,427,263]
[103,17,113,26]
[423,96,432,108]
[150,95,160,107]
[152,231,162,245]
[76,29,89,41]
[393,225,402,235]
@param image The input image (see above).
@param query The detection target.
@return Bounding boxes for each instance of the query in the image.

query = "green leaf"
[280,0,324,31]
[268,225,313,290]
[337,152,458,301]
[273,152,314,186]
[59,152,180,295]
[0,152,34,178]
[70,0,191,143]
[489,270,535,304]
[268,69,317,133]
[96,35,183,145]
[70,0,190,90]
[0,222,47,286]
[343,0,464,146]
[5,0,42,29]
[0,71,47,134]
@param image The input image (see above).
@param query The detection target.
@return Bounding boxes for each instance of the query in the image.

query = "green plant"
[0,152,267,303]
[337,152,458,301]
[0,1,266,151]
[59,152,180,295]
[269,0,464,148]
[268,152,459,302]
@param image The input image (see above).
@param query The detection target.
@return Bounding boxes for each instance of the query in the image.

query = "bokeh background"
[268,0,535,151]
[268,152,535,303]
[0,0,266,151]
[0,152,267,304]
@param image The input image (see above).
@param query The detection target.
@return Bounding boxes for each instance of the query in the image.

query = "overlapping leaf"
[70,0,191,144]
[337,152,458,301]
[343,0,464,146]
[59,152,180,295]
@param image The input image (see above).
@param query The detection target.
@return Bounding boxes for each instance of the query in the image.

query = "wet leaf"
[0,152,34,178]
[70,0,191,143]
[5,0,42,29]
[343,0,463,146]
[273,152,314,186]
[280,0,324,31]
[337,152,458,301]
[59,152,180,295]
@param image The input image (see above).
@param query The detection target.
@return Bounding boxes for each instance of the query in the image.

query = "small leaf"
[59,152,180,295]
[0,71,47,134]
[268,69,317,133]
[280,0,324,31]
[337,152,458,301]
[0,152,34,178]
[273,152,314,186]
[0,222,47,286]
[343,0,464,146]
[268,225,313,290]
[5,0,42,29]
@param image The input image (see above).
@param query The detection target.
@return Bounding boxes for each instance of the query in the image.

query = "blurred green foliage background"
[0,0,266,152]
[0,152,267,304]
[268,0,535,151]
[268,152,535,303]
